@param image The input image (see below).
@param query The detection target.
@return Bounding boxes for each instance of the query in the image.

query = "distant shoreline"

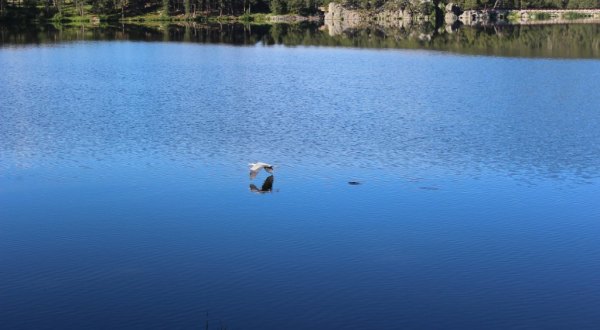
[450,8,600,25]
[0,11,320,25]
[2,1,600,26]
[324,3,600,28]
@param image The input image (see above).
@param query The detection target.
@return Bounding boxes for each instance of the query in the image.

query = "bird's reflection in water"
[250,175,274,194]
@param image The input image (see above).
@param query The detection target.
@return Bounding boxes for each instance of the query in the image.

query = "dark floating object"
[348,181,361,185]
[419,186,439,190]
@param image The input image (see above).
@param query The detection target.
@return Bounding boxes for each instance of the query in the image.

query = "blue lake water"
[1,41,600,329]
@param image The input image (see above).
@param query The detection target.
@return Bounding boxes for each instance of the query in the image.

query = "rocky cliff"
[323,2,431,32]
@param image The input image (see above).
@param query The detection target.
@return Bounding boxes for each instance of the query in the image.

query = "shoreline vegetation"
[1,0,599,25]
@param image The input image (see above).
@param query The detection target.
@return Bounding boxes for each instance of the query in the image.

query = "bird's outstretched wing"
[249,162,273,179]
[249,163,263,172]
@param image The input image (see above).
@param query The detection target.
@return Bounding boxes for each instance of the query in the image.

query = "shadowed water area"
[1,22,600,329]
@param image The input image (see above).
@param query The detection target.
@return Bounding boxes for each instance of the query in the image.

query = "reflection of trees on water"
[1,22,600,58]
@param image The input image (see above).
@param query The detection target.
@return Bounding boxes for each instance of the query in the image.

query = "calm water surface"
[1,39,600,329]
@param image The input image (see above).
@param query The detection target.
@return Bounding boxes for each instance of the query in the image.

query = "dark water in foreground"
[1,34,600,329]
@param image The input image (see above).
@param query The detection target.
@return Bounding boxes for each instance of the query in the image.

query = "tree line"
[0,0,598,21]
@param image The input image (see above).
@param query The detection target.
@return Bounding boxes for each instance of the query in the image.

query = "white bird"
[249,162,274,180]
